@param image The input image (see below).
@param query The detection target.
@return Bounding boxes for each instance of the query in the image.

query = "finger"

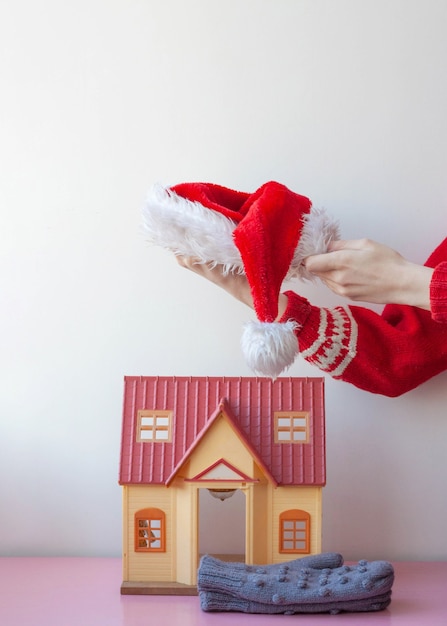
[304,251,340,273]
[327,238,370,252]
[176,255,202,269]
[304,240,354,273]
[176,254,193,269]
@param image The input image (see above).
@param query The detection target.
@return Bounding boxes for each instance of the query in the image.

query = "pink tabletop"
[0,558,446,625]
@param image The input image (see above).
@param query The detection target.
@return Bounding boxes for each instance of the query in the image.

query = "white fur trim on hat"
[142,183,242,274]
[288,207,340,281]
[241,320,300,379]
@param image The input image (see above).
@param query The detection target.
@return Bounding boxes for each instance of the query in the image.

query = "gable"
[168,410,270,485]
[119,376,326,487]
[190,459,254,482]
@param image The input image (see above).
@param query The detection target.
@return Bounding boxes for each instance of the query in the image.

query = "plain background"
[1,0,447,562]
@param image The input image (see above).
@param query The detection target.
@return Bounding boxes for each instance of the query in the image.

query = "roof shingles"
[119,376,326,487]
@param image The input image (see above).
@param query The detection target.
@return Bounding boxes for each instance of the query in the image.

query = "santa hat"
[142,180,339,378]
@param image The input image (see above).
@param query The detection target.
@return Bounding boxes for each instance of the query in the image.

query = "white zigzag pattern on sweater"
[300,307,358,377]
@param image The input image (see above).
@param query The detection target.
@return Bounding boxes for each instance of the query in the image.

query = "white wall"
[1,0,447,561]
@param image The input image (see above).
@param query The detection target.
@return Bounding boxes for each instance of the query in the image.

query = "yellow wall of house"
[122,482,323,581]
[270,485,323,564]
[172,478,197,585]
[248,469,270,565]
[122,484,175,583]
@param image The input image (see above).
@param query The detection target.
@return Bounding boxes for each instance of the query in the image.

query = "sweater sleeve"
[430,261,447,322]
[281,290,447,397]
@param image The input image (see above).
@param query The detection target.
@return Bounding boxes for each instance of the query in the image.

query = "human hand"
[304,238,432,309]
[176,256,254,308]
[176,256,289,320]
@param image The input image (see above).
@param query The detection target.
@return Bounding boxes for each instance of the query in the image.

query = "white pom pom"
[241,320,300,379]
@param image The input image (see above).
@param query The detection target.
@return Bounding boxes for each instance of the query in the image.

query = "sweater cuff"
[279,290,313,334]
[279,290,358,379]
[279,290,326,354]
[430,262,447,322]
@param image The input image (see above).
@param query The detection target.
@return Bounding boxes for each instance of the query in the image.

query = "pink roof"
[119,376,326,487]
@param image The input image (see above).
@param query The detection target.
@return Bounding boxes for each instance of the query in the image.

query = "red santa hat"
[142,180,339,378]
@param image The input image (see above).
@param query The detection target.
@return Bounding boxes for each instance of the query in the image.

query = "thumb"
[288,552,344,570]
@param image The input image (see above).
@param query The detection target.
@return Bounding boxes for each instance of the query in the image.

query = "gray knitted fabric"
[201,552,344,575]
[197,554,394,614]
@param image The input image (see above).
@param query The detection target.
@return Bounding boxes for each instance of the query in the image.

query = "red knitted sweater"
[281,237,447,397]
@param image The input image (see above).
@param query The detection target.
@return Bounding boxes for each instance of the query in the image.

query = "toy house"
[119,376,326,594]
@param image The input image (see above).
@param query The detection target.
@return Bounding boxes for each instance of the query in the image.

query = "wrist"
[397,262,432,310]
[279,290,313,327]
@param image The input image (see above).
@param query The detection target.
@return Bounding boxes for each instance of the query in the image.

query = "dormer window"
[137,410,172,442]
[274,411,309,443]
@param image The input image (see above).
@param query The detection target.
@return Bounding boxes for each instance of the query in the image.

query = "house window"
[137,410,172,442]
[279,510,310,554]
[274,411,309,443]
[135,508,166,552]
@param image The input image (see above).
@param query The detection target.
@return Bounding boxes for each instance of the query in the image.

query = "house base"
[120,555,246,595]
[121,580,197,595]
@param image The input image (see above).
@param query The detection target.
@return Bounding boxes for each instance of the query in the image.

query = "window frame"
[279,509,311,554]
[135,507,166,553]
[274,411,309,444]
[136,409,172,443]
